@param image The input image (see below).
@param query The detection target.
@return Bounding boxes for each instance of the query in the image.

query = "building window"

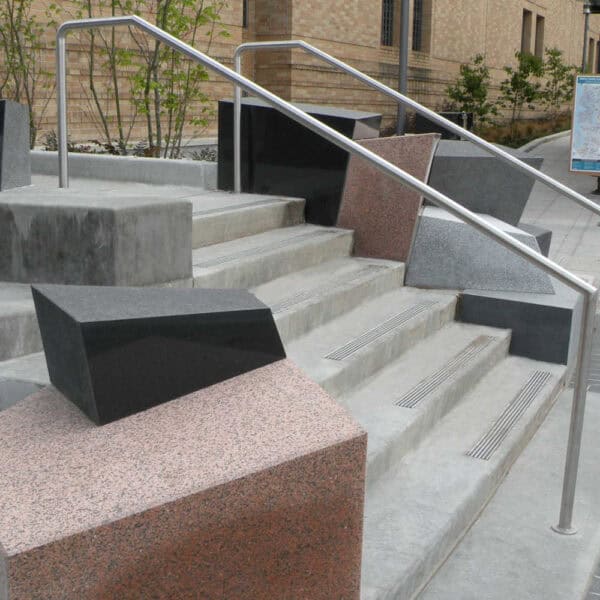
[535,16,545,59]
[381,0,394,46]
[597,39,600,73]
[242,0,248,28]
[521,9,533,54]
[588,38,596,72]
[412,0,431,52]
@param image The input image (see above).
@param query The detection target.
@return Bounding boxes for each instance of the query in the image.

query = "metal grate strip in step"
[192,199,284,217]
[325,301,437,361]
[466,370,552,460]
[396,335,497,408]
[271,265,387,314]
[194,230,336,268]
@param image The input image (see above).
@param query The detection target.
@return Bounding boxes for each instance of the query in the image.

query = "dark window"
[381,0,394,46]
[243,0,248,28]
[412,0,423,51]
[534,15,545,59]
[596,39,600,73]
[521,9,532,54]
[588,38,596,72]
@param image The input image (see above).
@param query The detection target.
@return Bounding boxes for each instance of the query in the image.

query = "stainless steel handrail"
[233,40,600,219]
[57,17,597,534]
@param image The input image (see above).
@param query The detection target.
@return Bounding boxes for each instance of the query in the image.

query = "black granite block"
[218,97,382,226]
[0,100,31,191]
[428,141,543,226]
[518,222,552,257]
[459,283,581,366]
[32,285,286,425]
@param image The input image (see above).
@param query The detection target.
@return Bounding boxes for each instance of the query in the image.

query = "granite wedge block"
[459,280,582,367]
[218,97,382,225]
[0,360,366,599]
[405,206,554,294]
[0,188,191,285]
[0,100,31,191]
[337,134,440,262]
[519,222,552,257]
[32,285,286,425]
[428,140,543,225]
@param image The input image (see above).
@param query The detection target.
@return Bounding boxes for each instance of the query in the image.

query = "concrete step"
[192,224,353,289]
[0,284,41,362]
[359,356,566,600]
[286,287,457,397]
[253,257,405,342]
[190,192,305,248]
[340,322,511,491]
[418,388,600,600]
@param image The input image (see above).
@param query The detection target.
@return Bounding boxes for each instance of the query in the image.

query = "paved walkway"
[521,133,600,285]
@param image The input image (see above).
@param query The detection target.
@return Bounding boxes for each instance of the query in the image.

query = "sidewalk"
[521,133,600,285]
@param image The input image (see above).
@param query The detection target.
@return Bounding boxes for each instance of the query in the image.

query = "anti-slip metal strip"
[272,265,387,313]
[324,301,437,361]
[467,370,552,461]
[192,199,284,216]
[194,230,336,268]
[395,336,496,408]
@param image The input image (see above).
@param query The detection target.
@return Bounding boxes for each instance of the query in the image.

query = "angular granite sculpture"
[0,100,31,191]
[0,360,366,599]
[32,285,286,424]
[337,134,440,262]
[218,97,382,226]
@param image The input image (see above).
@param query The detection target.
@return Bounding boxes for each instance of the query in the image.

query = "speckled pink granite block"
[337,134,440,262]
[0,359,366,599]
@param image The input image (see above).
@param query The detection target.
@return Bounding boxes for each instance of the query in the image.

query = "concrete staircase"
[0,187,569,599]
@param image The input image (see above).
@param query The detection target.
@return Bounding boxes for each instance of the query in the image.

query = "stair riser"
[0,311,41,362]
[378,374,565,600]
[193,232,354,289]
[365,333,511,491]
[273,265,405,343]
[192,200,305,248]
[319,300,457,398]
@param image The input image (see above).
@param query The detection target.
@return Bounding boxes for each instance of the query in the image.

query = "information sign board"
[570,75,600,174]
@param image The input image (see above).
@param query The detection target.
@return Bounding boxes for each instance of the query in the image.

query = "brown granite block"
[0,359,366,599]
[337,134,440,262]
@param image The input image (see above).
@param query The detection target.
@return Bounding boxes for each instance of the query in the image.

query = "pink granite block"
[337,134,440,262]
[0,359,366,599]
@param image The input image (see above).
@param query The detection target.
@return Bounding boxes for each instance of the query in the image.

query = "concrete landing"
[420,388,600,600]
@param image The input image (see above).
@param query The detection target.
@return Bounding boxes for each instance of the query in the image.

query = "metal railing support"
[233,40,600,219]
[57,17,597,534]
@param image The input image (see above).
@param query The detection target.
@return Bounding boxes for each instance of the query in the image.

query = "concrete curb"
[518,129,571,153]
[31,150,218,189]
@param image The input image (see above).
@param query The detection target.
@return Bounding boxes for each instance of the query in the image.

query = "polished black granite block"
[32,285,286,425]
[218,97,382,225]
[0,100,31,191]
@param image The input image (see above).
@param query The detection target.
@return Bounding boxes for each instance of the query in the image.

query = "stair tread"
[418,387,600,600]
[359,355,566,600]
[339,322,511,480]
[190,192,303,217]
[286,287,457,386]
[253,256,403,312]
[192,224,348,268]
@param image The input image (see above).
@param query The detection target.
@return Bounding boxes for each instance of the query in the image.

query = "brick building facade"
[14,1,600,143]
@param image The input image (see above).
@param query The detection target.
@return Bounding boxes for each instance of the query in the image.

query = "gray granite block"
[459,280,582,368]
[0,193,192,285]
[405,206,554,294]
[0,100,31,191]
[428,140,543,226]
[518,222,552,257]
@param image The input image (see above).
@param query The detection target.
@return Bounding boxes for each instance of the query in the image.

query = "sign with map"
[571,75,600,174]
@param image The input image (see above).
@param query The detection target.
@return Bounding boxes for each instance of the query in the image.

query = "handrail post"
[56,30,69,188]
[553,288,598,534]
[233,51,243,193]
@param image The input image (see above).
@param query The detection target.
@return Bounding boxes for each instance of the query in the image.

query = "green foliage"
[541,47,577,125]
[498,51,544,141]
[446,54,498,127]
[0,0,60,147]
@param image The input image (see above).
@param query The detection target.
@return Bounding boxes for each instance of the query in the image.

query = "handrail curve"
[57,17,596,535]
